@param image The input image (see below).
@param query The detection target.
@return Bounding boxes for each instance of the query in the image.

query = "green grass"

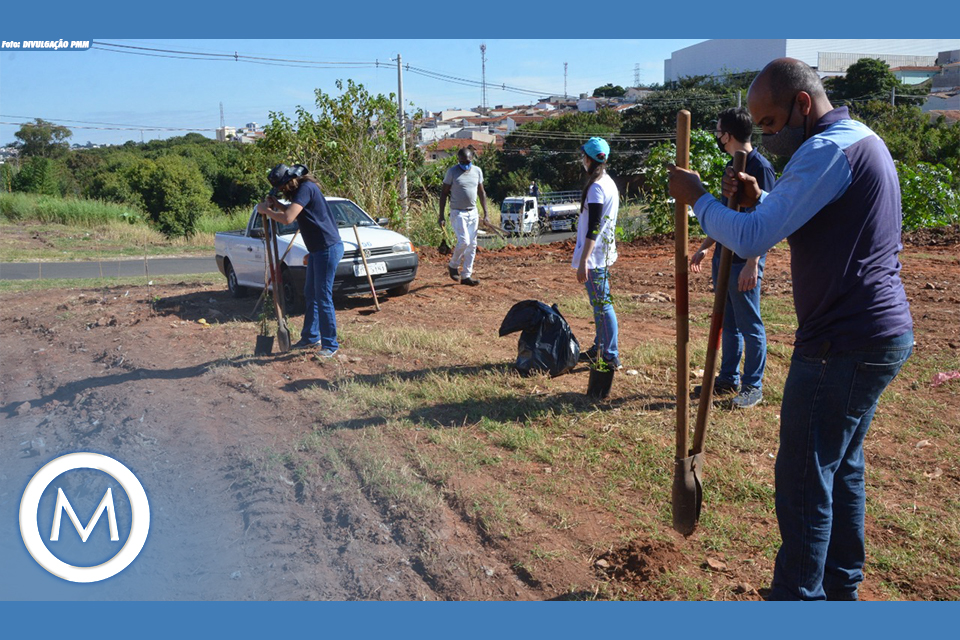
[1,191,139,226]
[0,272,220,294]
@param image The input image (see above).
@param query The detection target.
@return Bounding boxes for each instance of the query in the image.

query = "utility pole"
[396,54,408,230]
[891,86,896,106]
[564,62,568,99]
[480,43,487,112]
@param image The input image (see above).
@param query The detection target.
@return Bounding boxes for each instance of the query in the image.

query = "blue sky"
[0,39,705,146]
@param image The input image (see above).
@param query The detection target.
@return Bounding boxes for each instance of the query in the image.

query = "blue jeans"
[770,330,913,600]
[712,255,767,390]
[301,242,344,350]
[585,267,618,361]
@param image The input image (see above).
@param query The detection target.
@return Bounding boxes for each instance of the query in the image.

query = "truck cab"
[500,191,580,235]
[500,196,539,235]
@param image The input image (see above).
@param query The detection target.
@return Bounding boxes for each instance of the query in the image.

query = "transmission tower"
[219,102,225,128]
[564,62,568,99]
[480,43,487,112]
[634,63,640,87]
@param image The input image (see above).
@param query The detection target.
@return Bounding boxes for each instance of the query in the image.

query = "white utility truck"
[499,190,580,235]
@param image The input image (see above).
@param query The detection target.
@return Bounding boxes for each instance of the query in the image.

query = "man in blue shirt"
[690,107,776,409]
[669,58,913,600]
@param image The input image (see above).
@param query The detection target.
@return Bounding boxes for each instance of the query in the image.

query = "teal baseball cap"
[581,137,610,163]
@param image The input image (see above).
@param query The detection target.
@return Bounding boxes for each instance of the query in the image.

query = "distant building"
[438,109,481,122]
[577,98,597,113]
[216,126,237,142]
[890,66,940,85]
[664,39,960,82]
[422,138,500,163]
[925,49,960,112]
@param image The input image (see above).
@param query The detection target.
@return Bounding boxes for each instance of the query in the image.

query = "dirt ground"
[2,228,958,600]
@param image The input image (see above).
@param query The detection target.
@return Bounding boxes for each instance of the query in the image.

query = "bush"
[129,156,215,237]
[11,157,63,196]
[898,161,959,231]
[641,130,729,234]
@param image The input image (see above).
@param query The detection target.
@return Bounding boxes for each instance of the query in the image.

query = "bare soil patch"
[2,235,957,600]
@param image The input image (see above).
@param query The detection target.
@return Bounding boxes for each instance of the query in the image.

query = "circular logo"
[19,453,150,583]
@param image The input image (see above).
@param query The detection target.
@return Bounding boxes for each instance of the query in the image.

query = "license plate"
[354,261,387,277]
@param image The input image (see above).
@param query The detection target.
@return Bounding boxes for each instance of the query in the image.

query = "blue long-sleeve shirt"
[693,107,912,354]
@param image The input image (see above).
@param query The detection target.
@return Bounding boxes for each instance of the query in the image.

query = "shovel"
[353,225,381,312]
[264,216,291,352]
[672,149,748,536]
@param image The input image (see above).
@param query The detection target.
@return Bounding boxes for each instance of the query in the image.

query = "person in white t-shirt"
[572,137,621,370]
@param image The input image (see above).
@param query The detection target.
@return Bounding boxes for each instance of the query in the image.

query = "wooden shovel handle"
[691,150,748,455]
[353,225,381,311]
[675,110,691,460]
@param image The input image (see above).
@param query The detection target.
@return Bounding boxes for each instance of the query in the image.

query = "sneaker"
[317,348,339,359]
[604,356,623,371]
[448,266,460,282]
[579,347,598,363]
[693,377,739,399]
[732,385,762,408]
[461,277,480,286]
[291,338,319,350]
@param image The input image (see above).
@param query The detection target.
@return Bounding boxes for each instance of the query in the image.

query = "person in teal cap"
[574,137,621,370]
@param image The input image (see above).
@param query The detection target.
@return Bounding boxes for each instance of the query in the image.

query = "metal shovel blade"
[276,321,291,353]
[672,452,703,536]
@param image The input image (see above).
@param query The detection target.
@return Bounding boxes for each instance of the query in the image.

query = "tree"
[13,119,72,158]
[593,83,626,98]
[261,79,409,223]
[825,58,926,107]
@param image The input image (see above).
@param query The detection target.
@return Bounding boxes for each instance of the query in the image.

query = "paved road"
[0,257,218,281]
[0,232,576,281]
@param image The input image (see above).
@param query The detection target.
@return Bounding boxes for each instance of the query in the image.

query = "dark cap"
[267,163,308,188]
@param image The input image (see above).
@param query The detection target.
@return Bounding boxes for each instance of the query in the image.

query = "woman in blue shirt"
[258,163,344,358]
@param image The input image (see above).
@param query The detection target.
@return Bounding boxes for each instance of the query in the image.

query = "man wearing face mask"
[690,107,776,409]
[668,58,913,601]
[438,147,490,286]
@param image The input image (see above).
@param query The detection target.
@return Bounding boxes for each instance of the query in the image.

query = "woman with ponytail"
[573,137,621,370]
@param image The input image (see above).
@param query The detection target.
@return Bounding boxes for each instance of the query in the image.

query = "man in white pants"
[438,147,490,286]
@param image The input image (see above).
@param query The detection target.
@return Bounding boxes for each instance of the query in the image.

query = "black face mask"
[761,96,808,159]
[715,132,728,155]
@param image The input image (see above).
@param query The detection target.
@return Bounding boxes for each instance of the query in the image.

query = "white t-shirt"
[571,173,619,270]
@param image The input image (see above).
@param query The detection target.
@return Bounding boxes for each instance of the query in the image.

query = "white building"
[664,39,960,83]
[438,109,480,122]
[216,126,236,142]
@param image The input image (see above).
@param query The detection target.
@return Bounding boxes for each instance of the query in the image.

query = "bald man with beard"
[669,58,913,601]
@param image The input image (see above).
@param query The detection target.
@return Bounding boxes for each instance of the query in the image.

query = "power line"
[2,114,215,131]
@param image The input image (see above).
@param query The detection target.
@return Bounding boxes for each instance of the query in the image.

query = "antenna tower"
[480,43,487,112]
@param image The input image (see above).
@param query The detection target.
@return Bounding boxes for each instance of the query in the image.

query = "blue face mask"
[458,162,471,171]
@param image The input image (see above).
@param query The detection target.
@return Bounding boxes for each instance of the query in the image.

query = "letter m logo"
[50,487,120,542]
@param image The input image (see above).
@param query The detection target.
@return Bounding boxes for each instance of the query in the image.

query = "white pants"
[448,208,479,279]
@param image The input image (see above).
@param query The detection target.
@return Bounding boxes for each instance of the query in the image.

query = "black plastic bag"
[499,300,580,377]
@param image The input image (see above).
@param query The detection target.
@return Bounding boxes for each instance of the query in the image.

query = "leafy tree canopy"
[13,119,72,158]
[593,83,626,98]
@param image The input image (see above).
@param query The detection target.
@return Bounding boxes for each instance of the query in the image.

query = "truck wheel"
[281,269,304,314]
[225,261,248,298]
[388,282,411,296]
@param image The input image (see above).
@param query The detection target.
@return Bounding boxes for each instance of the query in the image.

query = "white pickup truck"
[499,191,580,235]
[215,197,419,312]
